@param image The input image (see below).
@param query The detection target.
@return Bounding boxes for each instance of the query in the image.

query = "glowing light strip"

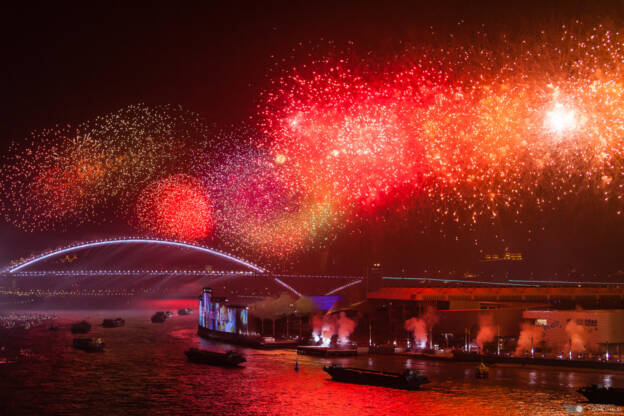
[8,238,266,273]
[382,276,539,287]
[325,280,362,295]
[273,277,302,297]
[10,270,256,277]
[273,273,363,280]
[509,279,624,286]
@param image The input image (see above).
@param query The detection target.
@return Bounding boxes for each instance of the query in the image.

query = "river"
[1,302,622,415]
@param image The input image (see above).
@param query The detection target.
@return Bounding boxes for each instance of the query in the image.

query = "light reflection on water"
[528,371,536,385]
[0,307,623,415]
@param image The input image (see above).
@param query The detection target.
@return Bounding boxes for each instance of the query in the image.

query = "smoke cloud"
[405,318,428,348]
[312,312,357,346]
[515,323,544,356]
[405,307,439,349]
[565,320,588,354]
[337,312,356,341]
[475,314,495,350]
[249,292,294,319]
[293,296,315,314]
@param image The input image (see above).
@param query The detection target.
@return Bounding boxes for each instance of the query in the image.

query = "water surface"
[1,306,622,415]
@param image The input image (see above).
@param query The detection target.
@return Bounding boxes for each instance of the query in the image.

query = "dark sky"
[2,1,624,272]
[4,1,624,144]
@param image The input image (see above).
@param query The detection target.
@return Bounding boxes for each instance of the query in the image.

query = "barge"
[185,348,245,367]
[324,364,429,390]
[197,326,299,349]
[197,288,300,349]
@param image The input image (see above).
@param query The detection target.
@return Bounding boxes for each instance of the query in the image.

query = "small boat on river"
[184,348,246,367]
[102,318,125,328]
[151,312,167,323]
[323,364,429,390]
[73,338,105,353]
[476,362,489,379]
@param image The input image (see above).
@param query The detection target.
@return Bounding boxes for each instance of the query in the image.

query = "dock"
[297,346,358,357]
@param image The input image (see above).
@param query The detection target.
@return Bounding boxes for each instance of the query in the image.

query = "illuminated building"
[523,310,624,356]
[482,251,523,262]
[198,288,249,335]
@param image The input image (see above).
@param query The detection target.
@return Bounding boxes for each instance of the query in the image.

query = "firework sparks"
[134,174,213,241]
[3,22,624,266]
[1,104,202,231]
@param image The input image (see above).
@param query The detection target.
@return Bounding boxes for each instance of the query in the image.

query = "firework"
[4,22,624,266]
[197,144,338,260]
[1,104,202,231]
[259,23,624,254]
[135,174,214,241]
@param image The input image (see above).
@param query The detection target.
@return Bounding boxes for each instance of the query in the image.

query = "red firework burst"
[135,174,213,241]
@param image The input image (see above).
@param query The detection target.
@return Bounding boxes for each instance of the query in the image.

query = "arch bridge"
[3,237,362,297]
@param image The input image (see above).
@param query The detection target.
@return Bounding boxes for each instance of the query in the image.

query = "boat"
[577,384,624,405]
[151,312,167,323]
[178,308,193,316]
[323,364,429,390]
[184,348,246,367]
[49,324,60,331]
[102,318,125,328]
[70,321,92,334]
[197,326,300,349]
[475,362,489,379]
[165,311,174,318]
[73,338,105,353]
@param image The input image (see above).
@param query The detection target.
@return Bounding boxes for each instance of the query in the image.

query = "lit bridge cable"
[7,238,267,274]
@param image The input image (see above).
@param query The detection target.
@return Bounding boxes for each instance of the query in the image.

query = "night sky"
[2,1,624,275]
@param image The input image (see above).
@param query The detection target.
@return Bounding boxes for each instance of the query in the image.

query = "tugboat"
[577,384,624,405]
[70,321,92,334]
[476,362,489,379]
[178,308,193,316]
[323,364,429,390]
[102,318,125,328]
[151,312,167,323]
[73,338,105,352]
[184,348,246,367]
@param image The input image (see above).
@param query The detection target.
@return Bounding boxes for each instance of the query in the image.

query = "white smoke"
[312,312,357,346]
[515,323,544,356]
[405,307,439,349]
[405,318,428,348]
[475,314,495,351]
[565,320,588,354]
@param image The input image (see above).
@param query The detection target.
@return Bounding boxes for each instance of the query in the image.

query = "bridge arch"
[8,237,267,274]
